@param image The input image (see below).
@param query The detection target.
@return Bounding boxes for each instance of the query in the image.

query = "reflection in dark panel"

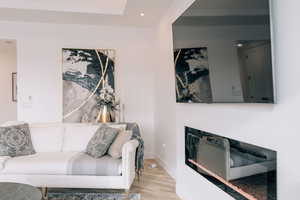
[185,127,277,200]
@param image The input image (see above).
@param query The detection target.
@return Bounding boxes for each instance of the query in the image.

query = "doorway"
[0,40,17,124]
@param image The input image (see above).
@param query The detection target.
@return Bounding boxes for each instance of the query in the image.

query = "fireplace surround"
[185,127,277,200]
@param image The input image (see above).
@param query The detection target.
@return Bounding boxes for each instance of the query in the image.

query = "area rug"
[47,189,140,200]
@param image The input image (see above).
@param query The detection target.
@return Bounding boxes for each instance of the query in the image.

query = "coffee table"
[0,182,42,200]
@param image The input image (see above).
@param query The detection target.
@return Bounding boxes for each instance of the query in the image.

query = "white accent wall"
[155,0,300,199]
[0,22,156,158]
[0,40,17,124]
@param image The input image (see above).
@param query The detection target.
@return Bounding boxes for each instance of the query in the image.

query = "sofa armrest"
[121,139,139,189]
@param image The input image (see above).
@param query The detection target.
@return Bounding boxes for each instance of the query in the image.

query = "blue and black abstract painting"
[62,48,115,123]
[174,47,212,103]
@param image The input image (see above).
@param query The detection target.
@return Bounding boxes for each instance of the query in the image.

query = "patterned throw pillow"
[86,125,119,158]
[0,123,36,157]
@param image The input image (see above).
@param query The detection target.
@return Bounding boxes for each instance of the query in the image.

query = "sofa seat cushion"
[1,152,122,176]
[67,153,122,176]
[1,152,79,175]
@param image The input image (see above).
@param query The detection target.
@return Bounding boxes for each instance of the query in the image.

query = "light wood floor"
[131,159,181,200]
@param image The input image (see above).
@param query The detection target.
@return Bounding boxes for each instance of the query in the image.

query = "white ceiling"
[0,0,128,15]
[0,0,174,27]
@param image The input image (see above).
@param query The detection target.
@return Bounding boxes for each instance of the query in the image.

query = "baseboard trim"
[144,153,156,159]
[156,157,177,180]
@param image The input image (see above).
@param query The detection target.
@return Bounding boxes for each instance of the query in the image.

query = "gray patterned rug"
[47,189,140,200]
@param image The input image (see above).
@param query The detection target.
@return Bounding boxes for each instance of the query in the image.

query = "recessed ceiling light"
[140,13,145,17]
[237,43,243,47]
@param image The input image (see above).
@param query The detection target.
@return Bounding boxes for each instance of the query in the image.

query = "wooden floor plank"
[131,159,181,200]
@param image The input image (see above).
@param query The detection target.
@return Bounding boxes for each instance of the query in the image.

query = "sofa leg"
[124,189,130,200]
[41,187,48,200]
[137,173,142,182]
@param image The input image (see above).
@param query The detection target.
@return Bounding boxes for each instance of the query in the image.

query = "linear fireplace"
[185,127,277,200]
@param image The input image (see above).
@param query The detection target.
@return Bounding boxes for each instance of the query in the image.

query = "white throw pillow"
[108,130,133,159]
[30,126,64,152]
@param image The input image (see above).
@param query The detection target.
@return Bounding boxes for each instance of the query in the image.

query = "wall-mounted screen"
[173,0,274,103]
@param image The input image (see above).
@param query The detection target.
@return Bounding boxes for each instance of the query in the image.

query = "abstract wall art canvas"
[174,47,212,103]
[62,48,115,123]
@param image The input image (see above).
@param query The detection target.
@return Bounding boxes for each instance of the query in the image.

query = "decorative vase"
[96,105,116,123]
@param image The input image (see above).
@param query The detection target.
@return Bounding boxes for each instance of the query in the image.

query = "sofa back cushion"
[29,124,64,152]
[62,124,99,152]
[62,124,127,152]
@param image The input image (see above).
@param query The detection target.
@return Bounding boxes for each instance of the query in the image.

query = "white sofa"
[0,123,139,190]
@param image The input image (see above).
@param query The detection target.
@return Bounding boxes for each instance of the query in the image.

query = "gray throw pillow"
[86,125,119,158]
[0,123,36,157]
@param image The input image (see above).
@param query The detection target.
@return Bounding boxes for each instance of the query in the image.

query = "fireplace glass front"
[185,127,277,200]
